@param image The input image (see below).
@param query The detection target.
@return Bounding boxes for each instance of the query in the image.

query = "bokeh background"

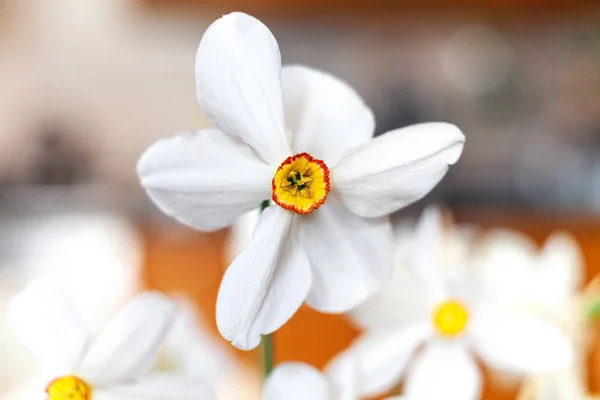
[0,0,599,398]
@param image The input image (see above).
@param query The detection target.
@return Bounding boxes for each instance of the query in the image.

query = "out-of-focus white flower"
[138,12,465,350]
[262,356,356,400]
[0,213,143,394]
[9,281,214,400]
[472,228,583,321]
[340,207,574,400]
[471,228,587,388]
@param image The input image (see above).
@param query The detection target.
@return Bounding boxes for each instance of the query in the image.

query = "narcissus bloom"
[137,12,465,350]
[9,281,214,400]
[341,207,574,400]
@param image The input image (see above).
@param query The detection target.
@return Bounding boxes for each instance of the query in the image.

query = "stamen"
[46,375,91,400]
[272,153,330,215]
[432,300,469,337]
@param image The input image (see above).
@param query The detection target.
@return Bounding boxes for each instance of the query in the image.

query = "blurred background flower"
[1,0,600,398]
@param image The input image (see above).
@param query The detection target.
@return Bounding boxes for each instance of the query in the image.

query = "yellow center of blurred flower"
[272,153,330,214]
[432,300,469,337]
[46,375,91,400]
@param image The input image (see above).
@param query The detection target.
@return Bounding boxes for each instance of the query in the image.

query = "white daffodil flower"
[471,229,587,389]
[9,281,214,400]
[340,207,574,400]
[262,358,356,400]
[137,11,465,350]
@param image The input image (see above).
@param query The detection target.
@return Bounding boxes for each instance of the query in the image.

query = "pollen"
[46,375,91,400]
[432,300,469,337]
[272,153,330,215]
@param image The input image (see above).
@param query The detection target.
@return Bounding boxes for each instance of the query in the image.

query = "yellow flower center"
[432,300,469,337]
[272,153,330,215]
[46,375,91,400]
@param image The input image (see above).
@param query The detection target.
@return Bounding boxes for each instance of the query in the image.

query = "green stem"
[258,198,274,379]
[260,333,274,378]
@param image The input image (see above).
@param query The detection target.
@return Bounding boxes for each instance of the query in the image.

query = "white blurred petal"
[346,323,431,397]
[470,229,539,307]
[347,267,432,330]
[96,373,215,400]
[164,298,232,379]
[325,350,359,400]
[225,208,261,264]
[536,232,583,307]
[195,12,290,164]
[216,206,311,350]
[80,292,176,384]
[282,65,375,167]
[332,123,465,218]
[470,314,574,373]
[412,206,447,303]
[300,198,393,313]
[9,280,88,375]
[138,130,272,231]
[405,341,481,400]
[17,213,143,332]
[263,362,331,400]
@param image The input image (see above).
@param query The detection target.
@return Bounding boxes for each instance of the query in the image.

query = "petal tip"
[133,290,178,320]
[432,122,465,165]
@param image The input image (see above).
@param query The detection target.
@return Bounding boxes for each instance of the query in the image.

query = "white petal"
[332,122,465,218]
[138,130,272,231]
[348,219,436,330]
[470,314,574,373]
[96,373,215,400]
[405,341,481,400]
[195,12,290,164]
[165,297,232,379]
[9,280,88,374]
[282,65,375,167]
[345,323,431,397]
[347,275,432,331]
[299,198,393,312]
[324,351,359,400]
[411,206,448,303]
[225,208,261,264]
[470,228,538,305]
[536,232,583,306]
[80,292,177,384]
[263,362,331,400]
[216,206,311,350]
